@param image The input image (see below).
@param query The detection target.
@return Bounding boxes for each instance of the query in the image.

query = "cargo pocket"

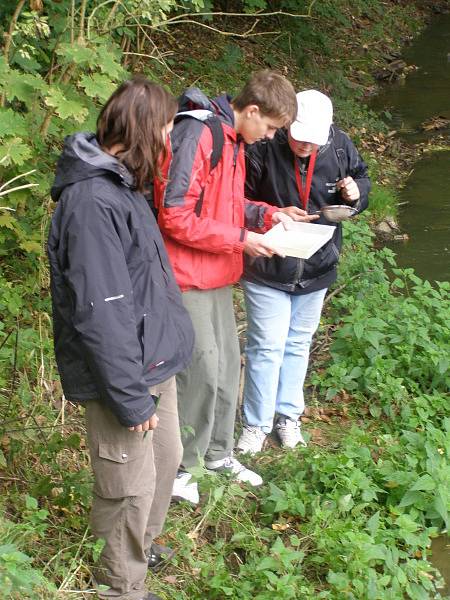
[92,440,154,499]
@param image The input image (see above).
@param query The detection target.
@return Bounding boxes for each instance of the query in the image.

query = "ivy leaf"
[79,73,116,102]
[44,88,88,123]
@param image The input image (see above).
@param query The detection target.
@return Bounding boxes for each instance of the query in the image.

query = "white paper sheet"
[263,222,336,259]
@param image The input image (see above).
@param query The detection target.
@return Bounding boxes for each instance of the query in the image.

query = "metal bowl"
[320,205,358,222]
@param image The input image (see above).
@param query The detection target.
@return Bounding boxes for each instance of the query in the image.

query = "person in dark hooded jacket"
[47,77,194,600]
[236,90,370,455]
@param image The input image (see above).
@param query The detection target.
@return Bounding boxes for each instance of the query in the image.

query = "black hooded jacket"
[47,133,194,427]
[244,126,370,294]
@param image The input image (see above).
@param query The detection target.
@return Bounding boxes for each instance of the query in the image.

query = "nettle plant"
[310,218,450,411]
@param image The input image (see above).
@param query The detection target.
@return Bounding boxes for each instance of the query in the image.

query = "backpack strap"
[175,111,225,217]
[331,126,347,180]
[204,115,224,171]
[175,110,225,174]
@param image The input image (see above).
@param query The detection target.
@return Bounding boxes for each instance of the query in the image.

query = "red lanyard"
[294,151,317,210]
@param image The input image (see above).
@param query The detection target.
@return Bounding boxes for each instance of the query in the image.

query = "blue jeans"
[242,280,327,433]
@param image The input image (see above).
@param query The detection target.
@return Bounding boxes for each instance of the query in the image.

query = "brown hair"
[232,69,297,126]
[97,76,178,192]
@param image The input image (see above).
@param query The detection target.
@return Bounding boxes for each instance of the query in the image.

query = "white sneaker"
[236,425,267,455]
[171,471,199,505]
[275,416,307,449]
[204,455,263,487]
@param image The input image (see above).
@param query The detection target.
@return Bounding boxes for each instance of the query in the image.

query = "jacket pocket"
[142,306,182,376]
[304,239,340,280]
[92,441,154,499]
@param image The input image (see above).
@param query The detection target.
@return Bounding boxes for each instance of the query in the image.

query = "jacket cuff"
[233,228,247,252]
[263,205,278,230]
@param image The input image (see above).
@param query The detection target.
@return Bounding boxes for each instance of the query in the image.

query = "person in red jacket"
[155,70,300,504]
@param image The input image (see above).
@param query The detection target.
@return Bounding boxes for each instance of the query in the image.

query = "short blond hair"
[232,70,297,126]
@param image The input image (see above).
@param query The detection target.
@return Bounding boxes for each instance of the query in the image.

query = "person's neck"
[231,105,243,135]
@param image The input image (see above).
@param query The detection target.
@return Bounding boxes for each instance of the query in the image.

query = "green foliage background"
[0,0,449,598]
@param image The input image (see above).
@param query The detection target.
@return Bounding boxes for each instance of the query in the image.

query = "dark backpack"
[147,87,224,219]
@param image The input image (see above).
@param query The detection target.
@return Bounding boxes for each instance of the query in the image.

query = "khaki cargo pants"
[85,376,181,600]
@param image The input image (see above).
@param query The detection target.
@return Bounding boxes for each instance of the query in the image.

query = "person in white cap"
[237,89,370,454]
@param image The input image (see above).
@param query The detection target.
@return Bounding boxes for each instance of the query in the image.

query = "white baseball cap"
[289,90,333,146]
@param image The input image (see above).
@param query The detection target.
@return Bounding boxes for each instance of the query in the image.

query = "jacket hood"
[212,94,235,128]
[51,132,134,202]
[177,87,235,128]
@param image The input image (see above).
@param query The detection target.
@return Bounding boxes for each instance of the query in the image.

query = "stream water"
[370,12,450,595]
[370,12,450,283]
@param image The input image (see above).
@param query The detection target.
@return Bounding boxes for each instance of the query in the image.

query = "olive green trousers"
[177,286,241,470]
[85,376,181,600]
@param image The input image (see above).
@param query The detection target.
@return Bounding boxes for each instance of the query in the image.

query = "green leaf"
[19,240,41,254]
[0,109,28,138]
[366,511,380,536]
[398,489,422,508]
[0,137,32,166]
[433,492,449,528]
[256,556,279,571]
[0,70,47,103]
[0,212,17,229]
[349,366,362,379]
[392,278,405,288]
[44,88,88,123]
[365,330,384,349]
[56,42,97,66]
[338,494,354,512]
[353,321,364,339]
[410,474,436,492]
[25,495,38,510]
[95,44,126,79]
[79,73,116,102]
[395,513,419,533]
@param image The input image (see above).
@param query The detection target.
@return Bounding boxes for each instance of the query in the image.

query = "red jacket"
[154,94,276,291]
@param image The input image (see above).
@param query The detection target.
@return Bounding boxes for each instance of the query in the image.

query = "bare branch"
[150,18,280,38]
[0,169,36,192]
[163,8,315,23]
[0,183,39,197]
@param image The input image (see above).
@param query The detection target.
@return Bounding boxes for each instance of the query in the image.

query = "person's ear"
[245,104,260,119]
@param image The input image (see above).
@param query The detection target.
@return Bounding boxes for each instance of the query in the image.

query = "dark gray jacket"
[47,133,194,427]
[244,126,370,294]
